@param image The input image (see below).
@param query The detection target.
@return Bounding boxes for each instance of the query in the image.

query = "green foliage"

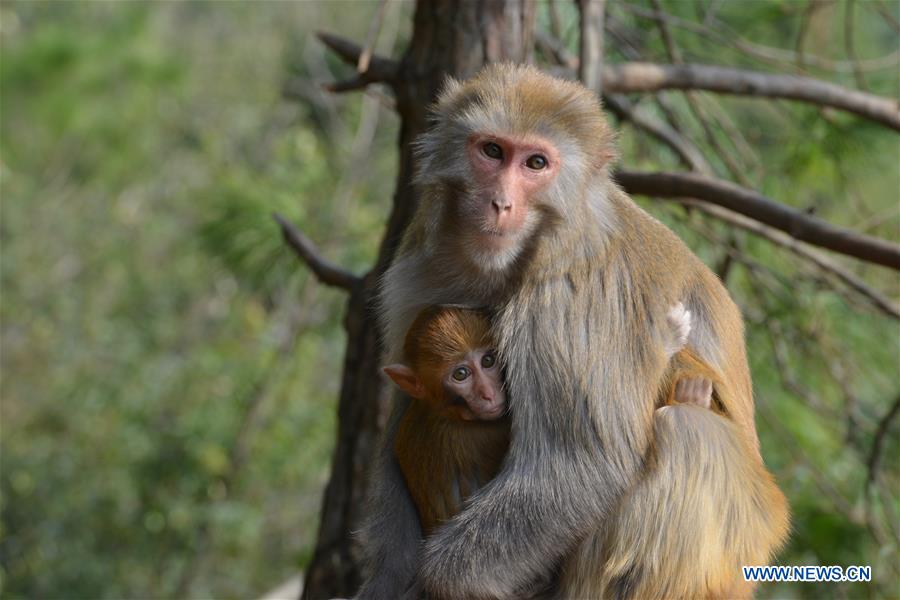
[1,1,897,599]
[1,2,392,598]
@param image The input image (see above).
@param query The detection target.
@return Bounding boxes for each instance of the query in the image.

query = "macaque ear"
[382,364,426,399]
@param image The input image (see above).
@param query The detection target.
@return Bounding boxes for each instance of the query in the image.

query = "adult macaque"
[360,64,788,599]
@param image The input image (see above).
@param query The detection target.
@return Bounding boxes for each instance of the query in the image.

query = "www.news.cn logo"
[743,565,872,583]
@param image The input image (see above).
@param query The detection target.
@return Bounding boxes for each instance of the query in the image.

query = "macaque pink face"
[465,134,560,253]
[443,347,506,421]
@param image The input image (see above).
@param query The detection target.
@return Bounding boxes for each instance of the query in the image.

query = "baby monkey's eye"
[481,351,497,368]
[482,142,503,160]
[452,366,471,381]
[526,154,548,170]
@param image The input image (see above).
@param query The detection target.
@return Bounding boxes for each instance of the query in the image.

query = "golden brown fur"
[560,347,790,599]
[360,64,790,600]
[560,403,790,600]
[395,403,509,535]
[393,307,510,534]
[401,306,493,404]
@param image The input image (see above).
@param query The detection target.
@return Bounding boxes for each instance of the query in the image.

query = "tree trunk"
[300,2,535,599]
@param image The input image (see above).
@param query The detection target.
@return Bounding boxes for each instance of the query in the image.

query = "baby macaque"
[384,303,714,535]
[384,306,508,534]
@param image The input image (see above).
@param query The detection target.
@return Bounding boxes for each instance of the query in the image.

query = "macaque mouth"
[477,225,518,248]
[478,403,507,419]
[450,395,506,419]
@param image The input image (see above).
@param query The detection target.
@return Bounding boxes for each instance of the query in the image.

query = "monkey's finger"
[686,379,704,405]
[673,378,688,403]
[701,380,713,408]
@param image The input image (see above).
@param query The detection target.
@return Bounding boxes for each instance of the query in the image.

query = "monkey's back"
[606,186,759,452]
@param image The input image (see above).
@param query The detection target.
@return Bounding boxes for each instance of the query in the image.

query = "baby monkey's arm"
[662,302,716,410]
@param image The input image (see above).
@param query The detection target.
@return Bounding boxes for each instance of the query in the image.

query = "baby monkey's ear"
[383,364,427,399]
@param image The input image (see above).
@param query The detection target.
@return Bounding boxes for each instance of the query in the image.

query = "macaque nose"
[492,197,512,214]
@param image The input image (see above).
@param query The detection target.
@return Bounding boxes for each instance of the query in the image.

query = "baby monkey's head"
[383,306,506,422]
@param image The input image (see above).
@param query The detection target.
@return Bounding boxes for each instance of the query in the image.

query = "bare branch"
[323,77,377,94]
[273,213,361,291]
[871,1,900,34]
[577,0,606,95]
[793,0,817,72]
[604,95,712,174]
[535,29,579,69]
[647,0,751,185]
[602,62,900,131]
[547,0,563,41]
[357,0,390,73]
[866,393,900,496]
[316,31,400,88]
[649,0,682,62]
[676,200,900,319]
[538,26,898,130]
[536,31,712,174]
[619,3,900,73]
[614,170,900,270]
[699,95,763,178]
[844,0,868,91]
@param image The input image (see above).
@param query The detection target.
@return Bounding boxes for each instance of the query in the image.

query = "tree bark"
[300,2,535,599]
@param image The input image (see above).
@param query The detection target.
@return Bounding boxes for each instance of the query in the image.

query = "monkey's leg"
[567,405,789,600]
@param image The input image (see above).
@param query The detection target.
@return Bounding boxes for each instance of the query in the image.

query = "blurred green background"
[1,1,897,599]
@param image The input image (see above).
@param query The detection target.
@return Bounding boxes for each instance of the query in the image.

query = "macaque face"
[442,347,506,422]
[463,134,560,256]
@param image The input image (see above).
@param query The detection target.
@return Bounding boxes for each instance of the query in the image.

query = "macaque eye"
[482,142,503,160]
[525,154,548,170]
[452,366,471,381]
[481,351,497,368]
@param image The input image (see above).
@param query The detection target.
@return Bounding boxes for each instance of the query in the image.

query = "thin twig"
[648,0,751,185]
[535,29,578,69]
[793,0,817,72]
[674,200,900,319]
[871,1,900,33]
[273,213,361,292]
[699,95,764,178]
[619,3,900,73]
[604,95,713,174]
[357,0,390,73]
[865,393,900,496]
[535,31,712,174]
[615,170,900,270]
[547,0,563,41]
[603,16,691,137]
[844,0,868,91]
